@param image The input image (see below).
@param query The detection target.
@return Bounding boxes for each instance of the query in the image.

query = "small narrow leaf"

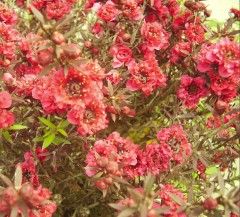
[8,125,28,130]
[14,166,22,189]
[0,173,13,187]
[29,4,45,24]
[42,133,55,149]
[118,208,136,217]
[218,171,225,194]
[38,117,56,129]
[167,192,185,206]
[109,203,125,211]
[57,129,68,137]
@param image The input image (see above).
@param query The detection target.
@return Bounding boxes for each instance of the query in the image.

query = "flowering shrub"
[0,0,239,216]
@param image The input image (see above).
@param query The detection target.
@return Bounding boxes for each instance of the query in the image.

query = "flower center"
[187,83,198,95]
[66,77,84,98]
[83,109,95,123]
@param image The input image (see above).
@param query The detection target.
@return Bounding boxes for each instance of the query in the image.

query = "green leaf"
[38,117,56,130]
[140,204,148,217]
[58,120,70,129]
[57,129,68,137]
[33,137,45,142]
[52,136,71,145]
[118,208,136,217]
[3,130,13,144]
[143,174,155,195]
[42,133,55,149]
[29,4,45,24]
[7,124,28,130]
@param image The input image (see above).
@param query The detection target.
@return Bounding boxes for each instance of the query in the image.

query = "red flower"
[141,21,169,51]
[145,142,172,175]
[18,159,40,188]
[0,91,12,109]
[67,100,108,135]
[109,44,133,68]
[185,23,205,43]
[0,3,18,25]
[95,1,121,22]
[106,69,121,85]
[127,59,167,96]
[158,184,187,217]
[170,41,191,64]
[122,0,143,20]
[177,75,209,108]
[0,109,15,129]
[45,1,72,20]
[196,37,240,78]
[157,125,192,164]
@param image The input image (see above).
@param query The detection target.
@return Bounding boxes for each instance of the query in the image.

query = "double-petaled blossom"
[0,22,20,67]
[94,1,121,22]
[109,44,133,68]
[141,21,169,51]
[68,100,108,136]
[0,3,18,25]
[0,91,14,129]
[145,142,172,175]
[177,75,209,108]
[127,59,167,96]
[196,37,240,78]
[157,125,192,165]
[158,184,187,217]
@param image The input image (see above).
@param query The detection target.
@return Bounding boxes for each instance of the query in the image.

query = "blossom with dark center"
[67,100,108,135]
[157,125,192,164]
[141,20,169,51]
[177,75,209,108]
[54,66,103,108]
[127,59,167,95]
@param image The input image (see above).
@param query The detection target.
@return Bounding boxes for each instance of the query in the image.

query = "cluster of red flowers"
[118,184,187,217]
[0,152,56,217]
[0,91,14,129]
[16,0,76,20]
[196,38,240,103]
[85,125,192,190]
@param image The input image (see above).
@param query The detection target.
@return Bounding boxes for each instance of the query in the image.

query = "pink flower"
[0,3,18,25]
[177,75,209,108]
[158,184,187,217]
[122,0,143,20]
[95,1,121,22]
[45,1,72,20]
[106,69,121,85]
[196,38,240,78]
[109,44,133,68]
[24,147,49,163]
[127,59,167,96]
[67,100,108,136]
[157,125,192,164]
[17,159,40,188]
[0,109,14,129]
[145,142,172,175]
[185,23,205,43]
[170,41,191,64]
[0,91,12,109]
[141,21,169,51]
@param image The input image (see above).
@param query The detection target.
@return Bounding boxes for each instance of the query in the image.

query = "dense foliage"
[0,0,239,217]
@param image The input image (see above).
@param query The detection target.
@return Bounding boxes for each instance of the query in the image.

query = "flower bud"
[20,183,34,200]
[104,176,113,185]
[215,100,227,115]
[96,157,109,168]
[37,49,53,66]
[203,197,218,210]
[52,31,65,44]
[106,161,119,174]
[3,187,19,206]
[95,181,107,190]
